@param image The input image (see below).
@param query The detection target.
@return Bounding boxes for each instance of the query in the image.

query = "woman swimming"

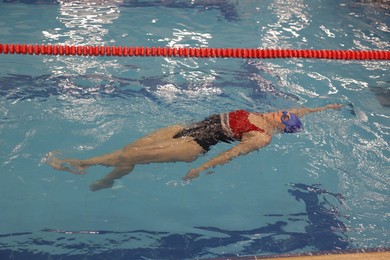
[47,104,343,191]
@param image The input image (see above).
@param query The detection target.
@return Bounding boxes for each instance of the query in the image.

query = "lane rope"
[0,43,389,60]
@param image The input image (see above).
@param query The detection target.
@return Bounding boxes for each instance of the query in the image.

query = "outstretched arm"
[183,132,271,181]
[289,103,343,117]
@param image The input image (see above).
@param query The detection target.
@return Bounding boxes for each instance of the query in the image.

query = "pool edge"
[206,248,390,260]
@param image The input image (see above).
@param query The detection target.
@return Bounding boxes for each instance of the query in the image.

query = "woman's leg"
[121,137,204,164]
[47,125,184,174]
[46,150,122,174]
[87,137,203,191]
[47,125,204,191]
[89,135,204,191]
[89,165,134,192]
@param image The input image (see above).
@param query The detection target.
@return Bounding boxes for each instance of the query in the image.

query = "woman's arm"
[183,132,271,181]
[289,103,343,117]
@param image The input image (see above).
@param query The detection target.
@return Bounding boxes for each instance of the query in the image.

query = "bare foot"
[90,179,114,192]
[46,151,87,175]
[326,103,344,110]
[182,168,201,181]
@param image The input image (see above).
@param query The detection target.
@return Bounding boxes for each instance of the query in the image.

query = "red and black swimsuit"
[221,110,265,140]
[173,110,265,152]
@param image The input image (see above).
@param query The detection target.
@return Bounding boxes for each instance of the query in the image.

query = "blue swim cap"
[281,111,303,133]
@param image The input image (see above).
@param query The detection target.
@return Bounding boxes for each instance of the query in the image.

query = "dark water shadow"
[0,183,349,259]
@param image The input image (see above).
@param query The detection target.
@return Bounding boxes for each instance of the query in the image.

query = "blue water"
[0,0,389,259]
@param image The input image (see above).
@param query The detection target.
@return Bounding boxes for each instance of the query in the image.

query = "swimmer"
[47,104,343,191]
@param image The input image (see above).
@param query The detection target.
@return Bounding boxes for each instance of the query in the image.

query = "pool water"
[0,0,389,259]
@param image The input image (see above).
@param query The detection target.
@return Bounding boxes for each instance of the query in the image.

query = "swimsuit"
[173,114,234,152]
[173,110,264,152]
[221,110,264,140]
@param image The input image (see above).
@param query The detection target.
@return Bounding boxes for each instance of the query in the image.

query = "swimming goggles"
[281,111,303,133]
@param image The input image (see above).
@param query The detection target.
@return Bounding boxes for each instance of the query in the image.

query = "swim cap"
[281,111,303,133]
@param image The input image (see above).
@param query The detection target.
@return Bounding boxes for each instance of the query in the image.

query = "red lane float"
[0,43,389,60]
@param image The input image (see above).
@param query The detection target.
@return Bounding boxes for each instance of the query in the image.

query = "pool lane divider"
[0,43,389,60]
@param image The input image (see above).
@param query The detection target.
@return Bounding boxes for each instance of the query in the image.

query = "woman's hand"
[326,103,343,110]
[182,168,202,181]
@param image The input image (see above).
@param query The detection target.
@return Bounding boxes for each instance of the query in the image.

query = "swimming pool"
[0,0,389,259]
